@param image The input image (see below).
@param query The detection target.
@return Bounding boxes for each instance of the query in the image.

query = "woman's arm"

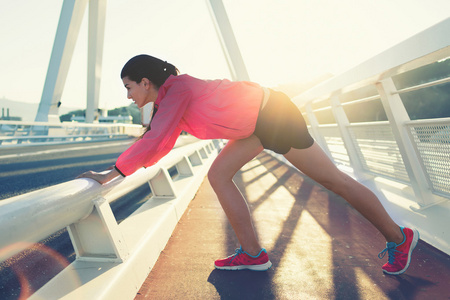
[77,167,121,184]
[115,82,191,176]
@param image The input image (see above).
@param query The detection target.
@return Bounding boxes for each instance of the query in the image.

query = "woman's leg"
[208,135,264,256]
[283,142,404,244]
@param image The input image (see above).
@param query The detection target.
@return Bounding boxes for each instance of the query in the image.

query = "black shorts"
[253,89,314,154]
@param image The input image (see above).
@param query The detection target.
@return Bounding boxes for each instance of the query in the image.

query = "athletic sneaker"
[378,227,420,275]
[214,247,272,271]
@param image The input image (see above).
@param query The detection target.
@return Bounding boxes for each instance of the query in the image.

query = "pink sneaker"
[214,247,272,271]
[378,227,419,275]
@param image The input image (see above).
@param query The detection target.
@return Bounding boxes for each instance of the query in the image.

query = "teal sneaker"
[214,247,272,271]
[378,227,419,275]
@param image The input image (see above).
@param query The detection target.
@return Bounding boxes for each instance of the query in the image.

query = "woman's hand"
[77,168,121,185]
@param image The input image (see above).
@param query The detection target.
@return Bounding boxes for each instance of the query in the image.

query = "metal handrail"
[293,18,450,107]
[296,17,450,210]
[0,121,144,146]
[0,120,141,128]
[393,76,450,95]
[0,139,220,262]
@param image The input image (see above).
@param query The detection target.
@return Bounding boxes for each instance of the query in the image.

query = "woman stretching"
[79,54,419,275]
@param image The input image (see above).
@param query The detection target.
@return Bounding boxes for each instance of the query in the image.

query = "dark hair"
[120,54,179,88]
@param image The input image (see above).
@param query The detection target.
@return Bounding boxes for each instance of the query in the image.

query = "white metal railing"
[405,118,450,198]
[0,120,143,146]
[293,17,450,209]
[347,121,410,183]
[0,139,221,299]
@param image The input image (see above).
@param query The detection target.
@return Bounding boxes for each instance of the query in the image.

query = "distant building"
[0,108,22,121]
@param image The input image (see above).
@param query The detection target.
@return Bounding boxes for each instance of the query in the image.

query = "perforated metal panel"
[317,125,351,167]
[407,122,450,197]
[348,123,410,182]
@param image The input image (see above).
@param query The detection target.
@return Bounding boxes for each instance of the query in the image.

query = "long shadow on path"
[136,151,450,300]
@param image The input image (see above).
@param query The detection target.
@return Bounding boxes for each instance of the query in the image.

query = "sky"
[0,0,449,112]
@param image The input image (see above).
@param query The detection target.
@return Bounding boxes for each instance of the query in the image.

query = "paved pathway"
[135,151,450,300]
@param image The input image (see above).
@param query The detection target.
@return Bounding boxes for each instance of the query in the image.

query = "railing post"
[67,197,129,262]
[176,156,194,176]
[198,147,208,159]
[330,94,370,180]
[148,168,177,198]
[188,150,204,167]
[205,144,212,155]
[376,78,435,206]
[304,103,333,160]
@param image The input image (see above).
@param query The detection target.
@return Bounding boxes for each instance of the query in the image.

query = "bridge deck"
[135,152,450,299]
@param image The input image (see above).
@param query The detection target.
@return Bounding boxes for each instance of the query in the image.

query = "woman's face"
[122,76,158,108]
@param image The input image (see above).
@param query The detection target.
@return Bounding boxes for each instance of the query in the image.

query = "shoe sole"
[383,228,420,275]
[215,260,272,271]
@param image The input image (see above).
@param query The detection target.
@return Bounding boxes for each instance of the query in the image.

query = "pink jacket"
[115,74,263,176]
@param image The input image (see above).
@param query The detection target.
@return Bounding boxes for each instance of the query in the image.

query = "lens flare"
[0,242,80,299]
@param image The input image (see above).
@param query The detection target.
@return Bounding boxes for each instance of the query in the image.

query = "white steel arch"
[36,0,247,123]
[35,0,106,123]
[206,0,250,81]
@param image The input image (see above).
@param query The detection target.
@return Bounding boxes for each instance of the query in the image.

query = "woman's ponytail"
[162,60,178,78]
[121,54,179,88]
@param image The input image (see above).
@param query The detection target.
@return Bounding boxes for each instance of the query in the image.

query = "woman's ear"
[141,78,151,89]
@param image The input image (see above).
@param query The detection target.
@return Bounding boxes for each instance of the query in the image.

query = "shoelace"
[229,247,245,263]
[378,242,401,264]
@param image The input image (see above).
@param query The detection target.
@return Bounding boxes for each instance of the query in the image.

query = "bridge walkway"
[135,151,449,300]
